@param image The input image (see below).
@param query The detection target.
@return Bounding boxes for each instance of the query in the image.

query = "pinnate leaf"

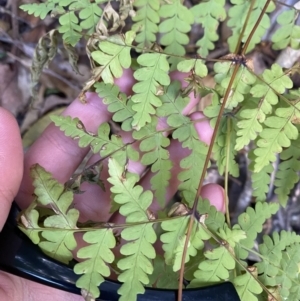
[131,53,170,129]
[91,31,135,83]
[74,229,116,300]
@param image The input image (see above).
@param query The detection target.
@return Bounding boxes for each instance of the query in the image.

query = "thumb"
[0,108,23,230]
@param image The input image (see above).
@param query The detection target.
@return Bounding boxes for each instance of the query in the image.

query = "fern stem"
[177,214,194,301]
[224,118,231,228]
[177,64,240,301]
[234,0,256,54]
[241,0,272,55]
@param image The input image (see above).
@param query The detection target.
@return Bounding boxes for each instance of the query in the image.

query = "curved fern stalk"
[131,52,170,129]
[51,115,138,166]
[190,0,226,57]
[132,0,160,50]
[158,0,194,69]
[227,0,275,53]
[107,158,157,301]
[133,117,172,208]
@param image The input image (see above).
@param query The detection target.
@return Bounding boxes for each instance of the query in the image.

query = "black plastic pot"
[0,202,240,301]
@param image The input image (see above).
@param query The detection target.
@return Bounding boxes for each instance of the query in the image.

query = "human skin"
[0,72,224,301]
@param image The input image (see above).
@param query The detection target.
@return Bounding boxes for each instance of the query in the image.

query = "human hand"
[0,71,224,301]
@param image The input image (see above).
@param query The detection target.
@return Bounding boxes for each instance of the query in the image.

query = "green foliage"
[131,52,170,129]
[227,0,275,53]
[158,0,194,68]
[50,115,138,166]
[233,268,263,301]
[132,0,160,50]
[21,0,106,46]
[94,82,135,131]
[74,229,116,300]
[214,62,256,110]
[272,8,300,50]
[107,158,156,301]
[190,245,236,286]
[236,202,279,261]
[190,0,226,57]
[133,117,172,207]
[148,255,178,289]
[161,216,211,272]
[91,31,135,84]
[274,134,300,206]
[19,1,300,301]
[22,164,79,264]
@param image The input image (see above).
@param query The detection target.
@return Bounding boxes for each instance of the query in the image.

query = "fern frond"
[274,134,300,206]
[20,0,106,46]
[214,62,256,110]
[197,198,225,233]
[204,93,238,176]
[148,255,178,289]
[91,31,135,83]
[190,245,235,286]
[177,58,208,78]
[175,123,209,203]
[255,230,300,293]
[58,11,83,46]
[74,229,116,300]
[233,267,263,301]
[227,0,275,53]
[250,162,273,201]
[215,117,239,177]
[276,243,300,300]
[133,117,172,208]
[236,202,279,261]
[161,216,211,272]
[18,209,41,244]
[272,8,300,50]
[94,82,135,131]
[51,115,137,166]
[131,53,170,129]
[158,0,194,68]
[235,97,265,150]
[132,0,160,50]
[250,64,293,116]
[253,115,298,173]
[107,158,156,301]
[30,164,79,264]
[160,216,189,266]
[20,2,55,19]
[157,81,209,202]
[190,0,226,57]
[255,232,286,287]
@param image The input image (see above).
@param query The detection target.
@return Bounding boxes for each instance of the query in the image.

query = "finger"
[0,108,23,231]
[16,93,112,208]
[0,271,82,301]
